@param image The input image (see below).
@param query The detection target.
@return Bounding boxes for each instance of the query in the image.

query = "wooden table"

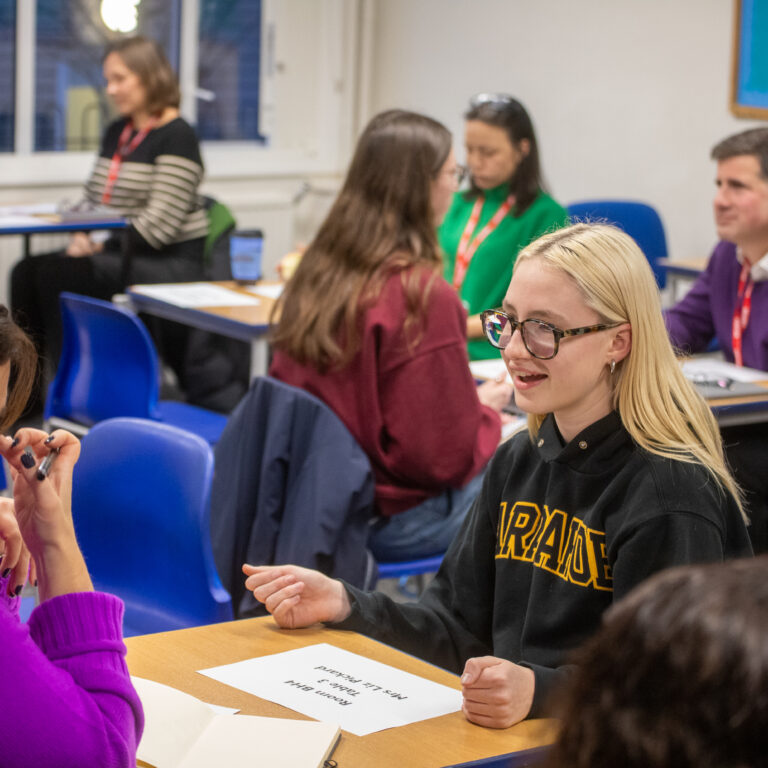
[126,617,556,768]
[707,380,768,426]
[127,281,279,379]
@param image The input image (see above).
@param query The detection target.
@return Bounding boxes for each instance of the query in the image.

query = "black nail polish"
[44,435,55,444]
[21,451,35,469]
[2,568,10,578]
[10,437,19,448]
[14,584,22,596]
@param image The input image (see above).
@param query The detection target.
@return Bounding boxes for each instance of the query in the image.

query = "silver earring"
[610,360,616,375]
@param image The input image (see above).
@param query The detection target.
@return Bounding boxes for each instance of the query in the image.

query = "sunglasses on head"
[469,93,521,112]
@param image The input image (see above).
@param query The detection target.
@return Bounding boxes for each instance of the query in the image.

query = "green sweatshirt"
[439,184,569,360]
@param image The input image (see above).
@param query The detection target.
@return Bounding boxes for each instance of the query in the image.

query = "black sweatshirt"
[335,412,753,717]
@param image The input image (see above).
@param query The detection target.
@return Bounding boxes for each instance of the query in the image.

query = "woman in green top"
[439,94,569,360]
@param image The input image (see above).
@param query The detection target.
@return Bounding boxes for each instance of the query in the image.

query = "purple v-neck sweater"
[0,574,143,767]
[665,241,768,371]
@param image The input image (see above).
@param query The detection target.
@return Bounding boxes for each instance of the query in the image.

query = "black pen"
[36,447,59,481]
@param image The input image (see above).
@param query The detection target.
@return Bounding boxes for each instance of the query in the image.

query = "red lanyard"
[101,118,157,204]
[731,262,754,367]
[452,194,514,290]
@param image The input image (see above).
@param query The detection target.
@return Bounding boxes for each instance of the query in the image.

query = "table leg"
[250,338,269,379]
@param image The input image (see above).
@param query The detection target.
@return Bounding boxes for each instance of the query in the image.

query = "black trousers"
[11,252,121,374]
[722,422,768,554]
[10,242,247,416]
[9,246,202,413]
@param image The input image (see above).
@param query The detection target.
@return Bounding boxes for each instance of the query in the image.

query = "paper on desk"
[131,676,339,768]
[681,357,766,383]
[199,642,462,737]
[245,283,284,300]
[469,358,511,382]
[0,202,58,216]
[131,282,261,308]
[0,214,47,227]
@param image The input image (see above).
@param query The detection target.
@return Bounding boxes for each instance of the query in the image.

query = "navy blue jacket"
[211,377,376,617]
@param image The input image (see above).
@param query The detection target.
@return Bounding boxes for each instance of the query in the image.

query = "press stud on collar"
[579,440,588,450]
[537,438,544,447]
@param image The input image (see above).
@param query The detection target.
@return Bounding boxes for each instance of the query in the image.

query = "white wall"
[366,0,766,262]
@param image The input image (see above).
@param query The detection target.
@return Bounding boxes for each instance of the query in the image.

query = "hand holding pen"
[36,446,60,481]
[0,429,81,556]
[0,428,90,601]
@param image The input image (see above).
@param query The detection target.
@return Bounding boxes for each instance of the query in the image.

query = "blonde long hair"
[516,223,744,519]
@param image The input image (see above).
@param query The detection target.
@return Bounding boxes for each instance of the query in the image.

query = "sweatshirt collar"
[535,411,628,466]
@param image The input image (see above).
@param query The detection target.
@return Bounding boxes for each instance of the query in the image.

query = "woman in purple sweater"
[0,307,143,767]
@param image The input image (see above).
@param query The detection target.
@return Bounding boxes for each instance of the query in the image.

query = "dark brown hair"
[464,96,545,215]
[545,556,768,768]
[271,109,452,371]
[711,127,768,179]
[104,35,180,114]
[0,306,37,430]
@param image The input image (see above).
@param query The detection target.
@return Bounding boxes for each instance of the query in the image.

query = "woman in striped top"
[11,36,208,401]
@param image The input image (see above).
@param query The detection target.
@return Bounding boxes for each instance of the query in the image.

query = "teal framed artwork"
[731,0,768,119]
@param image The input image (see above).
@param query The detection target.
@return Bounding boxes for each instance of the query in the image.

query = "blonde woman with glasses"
[246,223,751,729]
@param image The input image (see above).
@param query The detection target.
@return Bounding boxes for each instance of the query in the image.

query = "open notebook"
[132,677,340,768]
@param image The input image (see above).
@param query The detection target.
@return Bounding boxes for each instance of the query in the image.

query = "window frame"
[2,0,360,188]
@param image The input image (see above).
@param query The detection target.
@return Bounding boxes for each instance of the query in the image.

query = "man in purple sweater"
[665,127,768,553]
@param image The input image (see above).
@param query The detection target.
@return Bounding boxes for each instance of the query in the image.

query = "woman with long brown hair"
[270,109,511,561]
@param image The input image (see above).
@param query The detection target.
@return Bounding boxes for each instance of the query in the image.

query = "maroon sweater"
[270,268,501,516]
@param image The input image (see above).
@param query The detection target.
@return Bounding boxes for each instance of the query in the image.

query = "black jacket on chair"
[210,376,376,617]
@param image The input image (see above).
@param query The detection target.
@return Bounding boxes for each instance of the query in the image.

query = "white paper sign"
[132,283,262,308]
[198,642,462,736]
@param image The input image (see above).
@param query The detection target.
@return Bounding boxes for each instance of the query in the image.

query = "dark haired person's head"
[463,94,544,214]
[711,126,768,179]
[272,109,455,370]
[103,35,180,116]
[710,127,768,249]
[545,556,768,768]
[0,306,37,431]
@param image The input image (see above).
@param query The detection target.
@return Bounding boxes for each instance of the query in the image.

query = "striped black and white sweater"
[84,116,208,257]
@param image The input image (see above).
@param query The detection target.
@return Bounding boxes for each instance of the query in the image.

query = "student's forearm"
[33,534,93,602]
[467,314,485,339]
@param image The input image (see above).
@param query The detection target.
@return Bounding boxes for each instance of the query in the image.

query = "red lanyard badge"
[452,194,514,290]
[101,118,157,205]
[731,261,754,367]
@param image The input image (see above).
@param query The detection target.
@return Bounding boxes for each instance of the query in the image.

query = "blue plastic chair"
[72,417,233,636]
[377,553,444,597]
[44,292,227,445]
[566,200,669,288]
